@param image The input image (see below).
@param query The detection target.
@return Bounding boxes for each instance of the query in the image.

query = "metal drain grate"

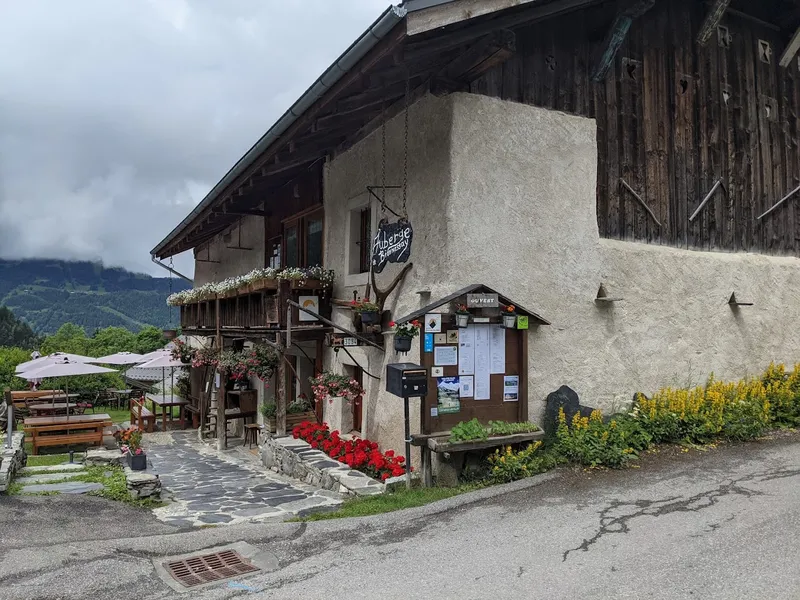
[164,549,260,588]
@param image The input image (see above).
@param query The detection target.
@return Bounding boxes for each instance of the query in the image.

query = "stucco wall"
[323,94,454,454]
[193,215,265,286]
[447,92,800,422]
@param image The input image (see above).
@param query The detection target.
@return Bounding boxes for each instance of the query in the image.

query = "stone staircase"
[14,463,103,495]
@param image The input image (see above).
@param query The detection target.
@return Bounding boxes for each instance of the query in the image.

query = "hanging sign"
[372,220,413,274]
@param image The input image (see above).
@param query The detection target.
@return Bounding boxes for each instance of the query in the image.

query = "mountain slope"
[0,306,40,348]
[0,259,191,334]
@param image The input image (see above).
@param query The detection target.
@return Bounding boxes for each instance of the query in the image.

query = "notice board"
[419,317,528,434]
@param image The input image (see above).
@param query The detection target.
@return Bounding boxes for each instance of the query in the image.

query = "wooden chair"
[129,398,155,433]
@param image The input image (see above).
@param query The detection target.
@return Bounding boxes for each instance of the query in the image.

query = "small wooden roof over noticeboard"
[394,284,550,326]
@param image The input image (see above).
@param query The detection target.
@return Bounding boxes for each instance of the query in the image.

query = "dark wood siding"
[469,0,800,256]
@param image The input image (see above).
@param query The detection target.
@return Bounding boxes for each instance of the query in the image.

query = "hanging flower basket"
[351,298,381,326]
[502,305,517,329]
[394,336,413,353]
[390,320,421,354]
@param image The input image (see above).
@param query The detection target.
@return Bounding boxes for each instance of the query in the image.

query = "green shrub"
[449,419,489,443]
[487,442,562,483]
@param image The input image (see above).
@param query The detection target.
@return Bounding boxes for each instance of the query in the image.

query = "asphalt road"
[3,434,800,599]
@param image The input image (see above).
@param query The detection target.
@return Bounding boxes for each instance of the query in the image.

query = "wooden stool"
[243,424,261,449]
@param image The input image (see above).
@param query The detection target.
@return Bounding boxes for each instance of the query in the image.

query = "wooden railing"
[179,280,331,332]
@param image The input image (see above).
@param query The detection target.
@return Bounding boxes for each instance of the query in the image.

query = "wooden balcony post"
[276,332,287,436]
[215,297,226,450]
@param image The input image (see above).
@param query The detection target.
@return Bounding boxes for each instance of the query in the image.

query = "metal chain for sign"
[402,75,410,219]
[380,103,388,217]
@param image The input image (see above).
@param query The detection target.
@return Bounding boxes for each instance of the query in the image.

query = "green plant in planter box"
[261,396,314,420]
[449,418,489,443]
[261,403,277,419]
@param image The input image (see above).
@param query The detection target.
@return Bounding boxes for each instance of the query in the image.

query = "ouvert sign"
[372,220,413,273]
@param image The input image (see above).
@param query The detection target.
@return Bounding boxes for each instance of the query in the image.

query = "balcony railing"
[178,279,332,333]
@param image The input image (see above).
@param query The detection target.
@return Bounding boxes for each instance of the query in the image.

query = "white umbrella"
[21,359,116,418]
[16,352,94,374]
[138,354,187,402]
[90,352,145,365]
[137,349,171,363]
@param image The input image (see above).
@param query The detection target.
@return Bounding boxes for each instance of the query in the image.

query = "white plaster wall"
[447,92,800,422]
[323,94,453,455]
[194,215,265,286]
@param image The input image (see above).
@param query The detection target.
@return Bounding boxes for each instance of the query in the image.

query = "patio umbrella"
[137,354,187,402]
[137,348,171,363]
[21,359,116,418]
[15,352,95,374]
[89,352,145,365]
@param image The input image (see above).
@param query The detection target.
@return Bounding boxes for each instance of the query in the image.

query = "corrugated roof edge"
[151,4,407,259]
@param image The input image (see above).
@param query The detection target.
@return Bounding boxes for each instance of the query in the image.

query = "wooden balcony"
[179,279,332,336]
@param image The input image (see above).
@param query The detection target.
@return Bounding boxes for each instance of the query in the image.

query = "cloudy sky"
[0,0,389,277]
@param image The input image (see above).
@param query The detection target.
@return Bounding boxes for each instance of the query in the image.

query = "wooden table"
[33,394,80,402]
[28,403,78,416]
[148,395,188,430]
[23,414,112,455]
[109,389,133,410]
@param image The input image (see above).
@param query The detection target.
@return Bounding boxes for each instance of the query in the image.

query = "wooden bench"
[130,398,155,433]
[184,404,200,429]
[11,390,64,409]
[25,420,111,455]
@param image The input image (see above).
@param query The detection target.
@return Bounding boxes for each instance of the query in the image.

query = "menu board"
[473,324,491,400]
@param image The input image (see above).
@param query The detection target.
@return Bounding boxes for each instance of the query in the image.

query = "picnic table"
[148,395,188,430]
[23,413,112,455]
[33,393,80,402]
[109,389,134,410]
[28,403,78,416]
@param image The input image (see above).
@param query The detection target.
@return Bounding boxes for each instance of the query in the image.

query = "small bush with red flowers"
[309,371,364,405]
[292,421,407,481]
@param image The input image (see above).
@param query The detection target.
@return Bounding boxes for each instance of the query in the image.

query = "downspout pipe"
[151,255,193,284]
[151,4,407,259]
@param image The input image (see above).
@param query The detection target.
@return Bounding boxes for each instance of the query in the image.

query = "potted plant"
[117,427,146,471]
[390,320,422,353]
[261,395,316,433]
[351,297,381,325]
[502,304,517,329]
[310,371,364,406]
[170,339,195,365]
[454,303,471,328]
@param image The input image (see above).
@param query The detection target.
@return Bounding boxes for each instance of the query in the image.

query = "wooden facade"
[470,0,800,256]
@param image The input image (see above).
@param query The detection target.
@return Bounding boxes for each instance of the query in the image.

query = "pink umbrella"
[137,354,187,402]
[16,352,94,374]
[89,352,145,365]
[21,359,116,418]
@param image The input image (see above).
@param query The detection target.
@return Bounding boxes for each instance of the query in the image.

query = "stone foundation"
[85,448,126,467]
[260,435,384,497]
[0,433,27,493]
[124,466,161,500]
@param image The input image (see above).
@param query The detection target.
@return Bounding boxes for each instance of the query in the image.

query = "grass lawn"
[294,484,483,522]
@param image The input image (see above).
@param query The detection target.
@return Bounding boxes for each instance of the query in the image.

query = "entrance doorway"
[351,366,363,433]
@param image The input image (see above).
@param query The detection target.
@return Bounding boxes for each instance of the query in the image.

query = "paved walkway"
[147,432,342,527]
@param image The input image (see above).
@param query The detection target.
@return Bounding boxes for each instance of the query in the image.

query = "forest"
[0,258,190,334]
[0,306,167,394]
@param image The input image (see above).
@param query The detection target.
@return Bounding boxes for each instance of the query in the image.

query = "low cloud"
[0,0,388,276]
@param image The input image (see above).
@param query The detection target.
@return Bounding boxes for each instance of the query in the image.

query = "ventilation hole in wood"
[722,90,731,106]
[546,55,557,71]
[758,40,772,63]
[717,26,731,48]
[679,79,689,95]
[626,62,637,80]
[765,103,772,119]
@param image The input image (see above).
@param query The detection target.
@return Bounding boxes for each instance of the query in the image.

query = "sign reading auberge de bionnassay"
[371,220,413,273]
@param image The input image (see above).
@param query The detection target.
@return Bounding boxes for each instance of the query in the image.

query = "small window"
[758,40,772,64]
[306,216,324,267]
[348,206,372,275]
[268,237,281,269]
[285,225,298,268]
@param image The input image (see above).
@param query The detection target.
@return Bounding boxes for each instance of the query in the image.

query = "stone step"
[20,481,103,495]
[15,471,86,486]
[19,463,86,475]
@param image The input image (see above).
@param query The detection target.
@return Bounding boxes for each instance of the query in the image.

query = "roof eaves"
[150,4,407,259]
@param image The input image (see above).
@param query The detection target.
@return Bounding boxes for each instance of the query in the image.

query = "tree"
[134,326,166,354]
[40,323,90,355]
[0,307,40,349]
[0,347,31,391]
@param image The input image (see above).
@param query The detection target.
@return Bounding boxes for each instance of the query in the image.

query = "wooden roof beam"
[697,0,731,46]
[780,26,800,67]
[591,0,655,82]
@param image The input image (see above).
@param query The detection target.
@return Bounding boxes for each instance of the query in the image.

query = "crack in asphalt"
[562,476,768,562]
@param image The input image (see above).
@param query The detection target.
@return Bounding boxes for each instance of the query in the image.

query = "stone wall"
[0,433,27,493]
[260,435,384,497]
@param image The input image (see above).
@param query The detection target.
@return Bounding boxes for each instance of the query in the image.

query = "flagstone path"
[15,463,101,495]
[147,431,343,527]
